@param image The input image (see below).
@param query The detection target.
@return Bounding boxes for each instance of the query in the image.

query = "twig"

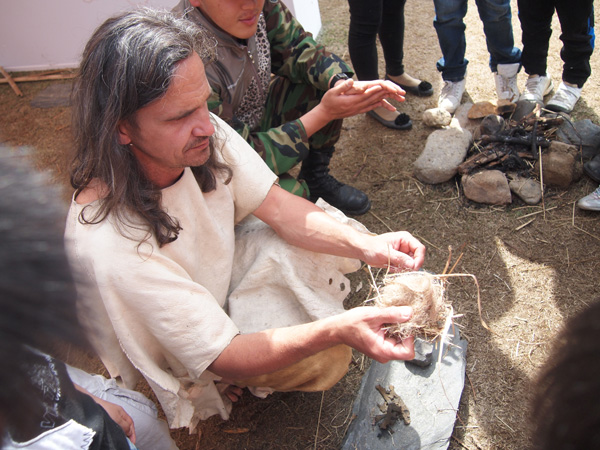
[495,414,515,433]
[0,65,23,96]
[515,218,535,231]
[452,435,472,450]
[573,224,600,242]
[368,210,394,232]
[448,242,467,274]
[519,206,557,219]
[538,145,545,217]
[313,391,325,450]
[0,71,76,84]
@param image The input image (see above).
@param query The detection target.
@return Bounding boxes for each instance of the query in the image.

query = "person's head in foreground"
[0,153,98,445]
[531,299,600,449]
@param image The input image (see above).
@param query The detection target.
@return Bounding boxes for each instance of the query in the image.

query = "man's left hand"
[360,231,426,272]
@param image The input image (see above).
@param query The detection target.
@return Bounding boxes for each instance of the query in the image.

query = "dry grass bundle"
[369,271,452,341]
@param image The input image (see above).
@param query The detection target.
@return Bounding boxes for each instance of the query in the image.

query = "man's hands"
[333,306,415,363]
[358,231,426,272]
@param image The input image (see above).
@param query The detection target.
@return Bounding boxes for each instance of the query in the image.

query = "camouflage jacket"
[172,0,353,175]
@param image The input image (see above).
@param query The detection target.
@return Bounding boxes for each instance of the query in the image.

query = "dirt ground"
[1,1,600,449]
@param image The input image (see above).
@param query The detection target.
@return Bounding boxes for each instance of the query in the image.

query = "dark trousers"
[347,0,407,81]
[518,0,595,87]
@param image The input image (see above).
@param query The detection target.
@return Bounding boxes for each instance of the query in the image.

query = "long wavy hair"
[70,8,231,247]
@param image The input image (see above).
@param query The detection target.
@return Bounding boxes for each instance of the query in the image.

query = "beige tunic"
[65,115,361,430]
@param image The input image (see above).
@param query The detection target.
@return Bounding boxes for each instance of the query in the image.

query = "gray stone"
[462,170,512,205]
[342,328,467,450]
[479,114,505,136]
[508,174,542,205]
[406,338,434,368]
[413,127,472,184]
[512,99,538,121]
[422,108,452,128]
[556,119,600,160]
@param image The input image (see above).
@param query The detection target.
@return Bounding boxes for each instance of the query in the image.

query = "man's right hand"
[332,306,415,363]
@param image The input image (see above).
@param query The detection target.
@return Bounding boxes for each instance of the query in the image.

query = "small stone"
[479,115,505,136]
[512,99,539,121]
[406,338,434,368]
[468,101,497,119]
[462,170,512,205]
[508,175,542,205]
[495,99,516,115]
[422,108,452,128]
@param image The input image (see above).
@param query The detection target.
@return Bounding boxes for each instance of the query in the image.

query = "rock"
[555,119,600,160]
[413,127,472,184]
[462,170,512,205]
[508,174,542,205]
[512,99,539,121]
[534,144,583,188]
[479,115,505,136]
[422,108,452,128]
[453,102,478,132]
[495,99,516,115]
[406,338,434,368]
[468,101,497,119]
[342,327,467,450]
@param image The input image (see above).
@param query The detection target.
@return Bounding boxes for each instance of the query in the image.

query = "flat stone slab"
[342,327,467,450]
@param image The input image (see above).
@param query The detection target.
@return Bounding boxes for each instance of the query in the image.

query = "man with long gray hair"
[66,8,425,433]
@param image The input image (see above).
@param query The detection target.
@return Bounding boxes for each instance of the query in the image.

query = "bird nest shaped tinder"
[371,271,452,342]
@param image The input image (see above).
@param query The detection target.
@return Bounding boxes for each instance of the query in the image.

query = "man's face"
[190,0,266,40]
[118,53,215,188]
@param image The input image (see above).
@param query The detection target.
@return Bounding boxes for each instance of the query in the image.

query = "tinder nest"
[370,271,452,341]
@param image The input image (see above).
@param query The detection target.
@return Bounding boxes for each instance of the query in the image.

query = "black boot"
[584,154,600,183]
[299,149,371,215]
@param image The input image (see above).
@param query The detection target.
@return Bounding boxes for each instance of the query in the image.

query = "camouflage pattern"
[206,0,352,197]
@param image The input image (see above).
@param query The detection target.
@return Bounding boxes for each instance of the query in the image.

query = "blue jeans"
[433,0,521,81]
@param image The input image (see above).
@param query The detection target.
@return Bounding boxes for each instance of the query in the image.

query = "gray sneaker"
[546,82,582,113]
[521,75,553,104]
[438,78,466,114]
[577,186,600,211]
[494,63,520,102]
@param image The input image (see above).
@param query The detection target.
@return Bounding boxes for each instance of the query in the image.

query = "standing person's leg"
[380,0,433,96]
[433,0,468,113]
[433,0,468,81]
[476,0,522,102]
[518,0,555,104]
[347,0,383,81]
[546,0,595,113]
[347,0,413,130]
[262,76,371,215]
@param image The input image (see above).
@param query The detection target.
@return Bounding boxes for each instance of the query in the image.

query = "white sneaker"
[546,82,582,113]
[438,78,466,114]
[494,63,520,102]
[577,185,600,211]
[521,75,553,104]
